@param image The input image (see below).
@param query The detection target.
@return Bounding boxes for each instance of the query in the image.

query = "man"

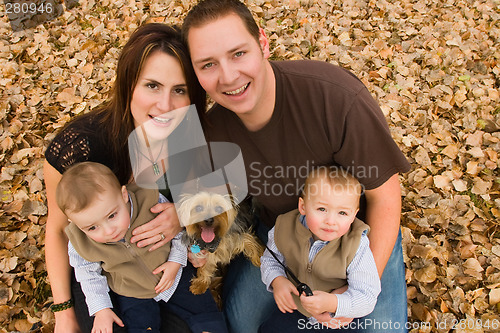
[182,1,411,332]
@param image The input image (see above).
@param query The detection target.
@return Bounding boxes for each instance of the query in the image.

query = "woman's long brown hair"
[69,23,206,184]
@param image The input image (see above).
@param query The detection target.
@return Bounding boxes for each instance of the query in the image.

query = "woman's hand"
[54,308,82,333]
[130,202,182,251]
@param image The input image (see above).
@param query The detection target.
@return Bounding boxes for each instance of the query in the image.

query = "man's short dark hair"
[182,0,260,46]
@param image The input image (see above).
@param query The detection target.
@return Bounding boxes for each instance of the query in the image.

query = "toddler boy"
[260,166,381,331]
[56,161,226,333]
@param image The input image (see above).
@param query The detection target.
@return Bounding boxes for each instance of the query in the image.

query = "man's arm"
[364,174,402,277]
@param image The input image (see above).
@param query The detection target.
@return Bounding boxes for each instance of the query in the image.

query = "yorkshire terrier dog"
[178,192,264,300]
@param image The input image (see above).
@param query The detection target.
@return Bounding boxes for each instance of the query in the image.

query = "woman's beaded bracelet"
[50,299,74,312]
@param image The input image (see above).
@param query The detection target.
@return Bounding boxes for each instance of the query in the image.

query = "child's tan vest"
[275,209,369,317]
[65,184,171,299]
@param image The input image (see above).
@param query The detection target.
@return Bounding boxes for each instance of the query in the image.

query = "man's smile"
[224,83,249,95]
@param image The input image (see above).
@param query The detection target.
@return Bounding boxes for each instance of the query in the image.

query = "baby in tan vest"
[260,166,381,331]
[56,162,227,333]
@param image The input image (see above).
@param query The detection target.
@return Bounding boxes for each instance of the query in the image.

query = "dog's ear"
[222,194,237,209]
[222,194,238,222]
[177,194,193,227]
[226,207,237,224]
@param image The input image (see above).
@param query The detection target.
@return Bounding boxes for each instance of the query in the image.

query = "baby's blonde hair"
[56,162,121,214]
[301,166,363,206]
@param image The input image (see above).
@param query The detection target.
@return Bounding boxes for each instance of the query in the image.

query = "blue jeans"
[224,224,408,333]
[223,255,277,333]
[222,221,278,333]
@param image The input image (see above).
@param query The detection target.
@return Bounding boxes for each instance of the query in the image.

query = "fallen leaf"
[452,179,468,192]
[56,87,83,108]
[414,264,437,283]
[0,257,18,273]
[0,231,26,249]
[489,289,500,305]
[441,144,459,159]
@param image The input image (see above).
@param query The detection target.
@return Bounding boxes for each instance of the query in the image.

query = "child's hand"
[300,290,353,329]
[300,290,334,316]
[153,261,181,293]
[271,276,299,313]
[188,249,208,267]
[92,308,124,333]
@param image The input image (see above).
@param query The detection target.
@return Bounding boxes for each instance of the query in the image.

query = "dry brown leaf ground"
[0,0,499,332]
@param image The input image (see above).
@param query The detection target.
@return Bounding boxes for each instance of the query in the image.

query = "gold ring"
[159,233,165,241]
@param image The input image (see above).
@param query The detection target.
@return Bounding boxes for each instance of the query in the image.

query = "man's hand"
[92,308,124,333]
[271,276,298,313]
[312,313,353,329]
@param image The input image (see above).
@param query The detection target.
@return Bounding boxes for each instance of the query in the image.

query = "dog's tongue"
[201,226,215,243]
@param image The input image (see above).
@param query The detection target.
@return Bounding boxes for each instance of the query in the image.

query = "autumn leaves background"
[0,0,499,331]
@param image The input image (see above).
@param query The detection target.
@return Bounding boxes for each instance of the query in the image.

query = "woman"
[44,23,205,333]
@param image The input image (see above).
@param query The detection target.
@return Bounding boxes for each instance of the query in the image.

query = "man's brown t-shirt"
[204,60,410,227]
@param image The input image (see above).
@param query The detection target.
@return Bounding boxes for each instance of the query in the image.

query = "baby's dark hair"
[56,162,121,214]
[301,166,363,205]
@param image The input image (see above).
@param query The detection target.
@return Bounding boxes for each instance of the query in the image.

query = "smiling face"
[130,51,191,142]
[187,13,276,131]
[67,186,131,244]
[298,178,360,242]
